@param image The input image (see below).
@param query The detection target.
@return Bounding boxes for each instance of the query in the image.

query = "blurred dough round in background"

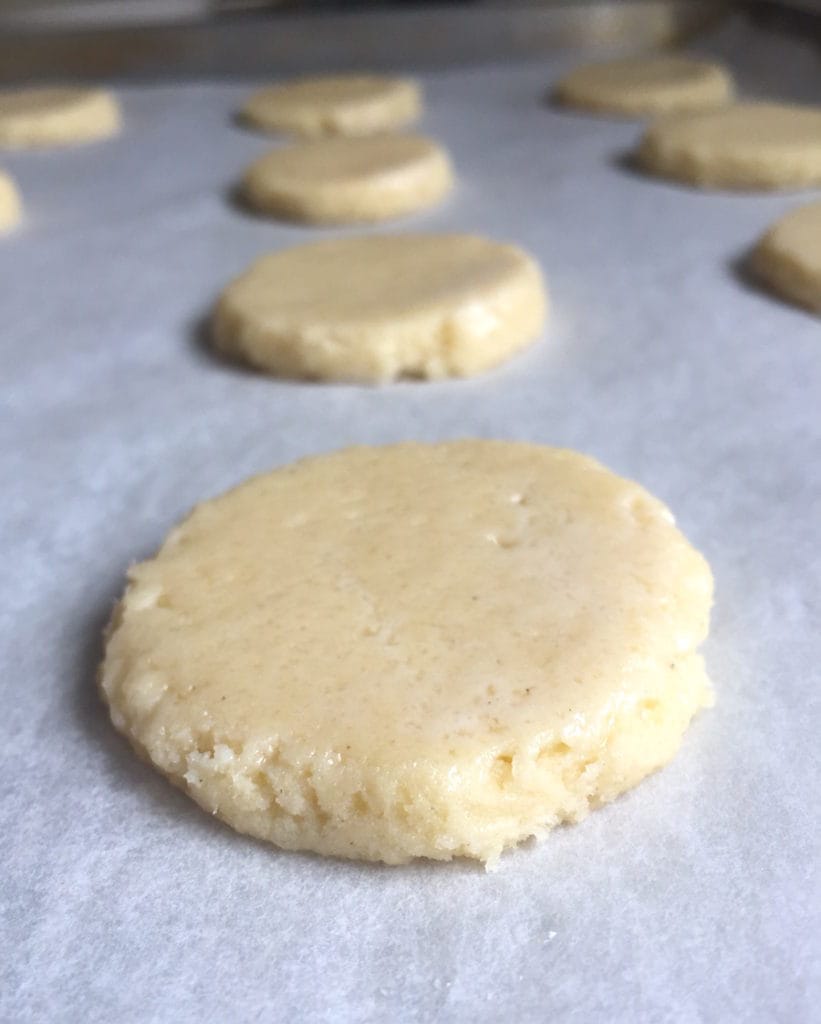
[0,170,22,231]
[99,440,715,866]
[636,102,821,189]
[0,86,120,148]
[750,201,821,313]
[553,55,733,117]
[241,134,453,224]
[212,234,547,382]
[240,75,421,138]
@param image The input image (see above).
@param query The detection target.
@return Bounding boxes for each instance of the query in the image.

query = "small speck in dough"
[636,102,821,190]
[99,441,715,867]
[0,86,120,148]
[553,55,733,117]
[240,75,421,138]
[212,234,547,382]
[750,201,821,313]
[0,169,22,231]
[241,134,453,224]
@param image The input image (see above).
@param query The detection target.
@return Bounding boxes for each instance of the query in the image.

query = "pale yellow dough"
[750,201,821,313]
[212,234,546,382]
[636,102,821,189]
[100,442,714,866]
[553,55,733,117]
[241,134,453,224]
[0,87,120,148]
[241,75,420,138]
[0,169,22,231]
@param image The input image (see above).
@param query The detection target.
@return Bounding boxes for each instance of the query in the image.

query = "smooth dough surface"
[241,134,453,224]
[553,55,733,117]
[0,169,22,231]
[636,102,821,189]
[0,87,120,148]
[241,75,421,138]
[212,234,547,382]
[750,201,821,313]
[100,441,714,866]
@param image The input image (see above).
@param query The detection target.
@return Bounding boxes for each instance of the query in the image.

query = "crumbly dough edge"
[210,247,547,382]
[100,586,712,868]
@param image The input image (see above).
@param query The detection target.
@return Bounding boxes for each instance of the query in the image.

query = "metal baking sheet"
[0,1,726,80]
[2,9,819,1023]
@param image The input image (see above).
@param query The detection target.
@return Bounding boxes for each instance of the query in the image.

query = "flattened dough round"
[553,55,733,117]
[212,234,547,382]
[100,441,714,866]
[636,102,821,189]
[241,75,420,138]
[750,201,821,313]
[0,169,22,232]
[241,134,453,224]
[0,86,120,148]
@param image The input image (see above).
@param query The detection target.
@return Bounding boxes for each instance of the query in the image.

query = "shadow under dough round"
[99,440,715,866]
[553,55,733,117]
[241,134,453,224]
[0,169,22,232]
[0,86,120,147]
[750,201,821,313]
[240,74,421,138]
[636,102,821,189]
[211,234,547,382]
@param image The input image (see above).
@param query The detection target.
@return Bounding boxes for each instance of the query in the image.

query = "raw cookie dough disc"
[241,134,453,224]
[100,441,714,866]
[0,169,22,231]
[212,234,547,382]
[240,75,421,138]
[750,201,821,313]
[636,102,821,190]
[0,87,120,148]
[553,55,733,117]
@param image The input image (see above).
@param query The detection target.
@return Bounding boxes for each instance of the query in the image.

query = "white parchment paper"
[2,15,819,1023]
